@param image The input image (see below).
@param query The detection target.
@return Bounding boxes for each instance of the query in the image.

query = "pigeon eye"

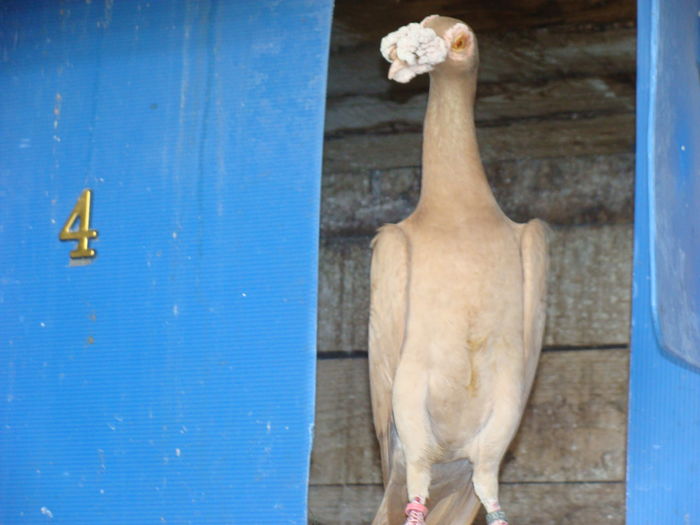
[451,34,468,51]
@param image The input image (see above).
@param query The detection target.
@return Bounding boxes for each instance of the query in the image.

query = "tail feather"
[426,459,480,524]
[372,433,408,525]
[372,455,481,525]
[426,478,480,524]
[371,474,409,525]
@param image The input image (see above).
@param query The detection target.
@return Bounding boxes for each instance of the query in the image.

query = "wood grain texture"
[309,482,625,525]
[311,349,628,486]
[324,113,634,173]
[321,153,634,234]
[326,76,634,134]
[330,0,635,48]
[327,27,635,97]
[317,225,632,353]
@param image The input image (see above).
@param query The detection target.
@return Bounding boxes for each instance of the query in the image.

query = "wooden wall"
[310,1,636,523]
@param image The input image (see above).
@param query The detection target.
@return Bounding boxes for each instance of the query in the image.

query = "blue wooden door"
[0,1,332,523]
[628,0,700,521]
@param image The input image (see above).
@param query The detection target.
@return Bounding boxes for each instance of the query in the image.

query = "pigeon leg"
[403,461,430,525]
[473,462,508,525]
[471,339,525,525]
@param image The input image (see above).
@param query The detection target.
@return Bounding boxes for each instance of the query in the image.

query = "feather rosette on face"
[380,21,448,83]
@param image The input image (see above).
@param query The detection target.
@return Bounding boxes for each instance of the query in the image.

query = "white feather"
[380,23,448,82]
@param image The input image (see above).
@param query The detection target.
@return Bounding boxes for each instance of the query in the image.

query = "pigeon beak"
[388,59,409,81]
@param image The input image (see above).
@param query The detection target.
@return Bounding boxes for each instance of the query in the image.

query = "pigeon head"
[380,15,478,83]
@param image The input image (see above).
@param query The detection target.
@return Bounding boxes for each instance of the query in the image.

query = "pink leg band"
[405,501,428,515]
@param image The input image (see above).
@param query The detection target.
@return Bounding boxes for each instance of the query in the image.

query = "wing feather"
[521,219,550,393]
[368,224,410,485]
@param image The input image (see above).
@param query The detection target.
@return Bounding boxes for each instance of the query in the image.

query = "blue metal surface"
[0,1,332,523]
[648,0,700,368]
[628,0,700,521]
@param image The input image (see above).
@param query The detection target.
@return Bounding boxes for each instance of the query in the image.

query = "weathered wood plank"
[321,153,634,234]
[323,113,634,172]
[330,0,635,49]
[317,238,372,353]
[505,349,628,482]
[309,485,380,525]
[486,154,634,226]
[311,349,628,486]
[312,357,377,485]
[327,27,635,97]
[546,225,632,348]
[326,76,634,134]
[309,481,625,525]
[317,225,632,353]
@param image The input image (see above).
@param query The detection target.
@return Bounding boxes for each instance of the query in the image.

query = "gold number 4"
[59,189,98,258]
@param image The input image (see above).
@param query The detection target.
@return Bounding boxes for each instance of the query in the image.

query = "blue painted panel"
[0,1,332,523]
[628,0,700,522]
[649,0,700,367]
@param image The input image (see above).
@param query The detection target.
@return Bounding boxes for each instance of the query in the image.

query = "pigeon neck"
[416,70,499,221]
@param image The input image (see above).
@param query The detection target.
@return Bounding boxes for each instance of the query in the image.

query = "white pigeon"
[369,15,549,525]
